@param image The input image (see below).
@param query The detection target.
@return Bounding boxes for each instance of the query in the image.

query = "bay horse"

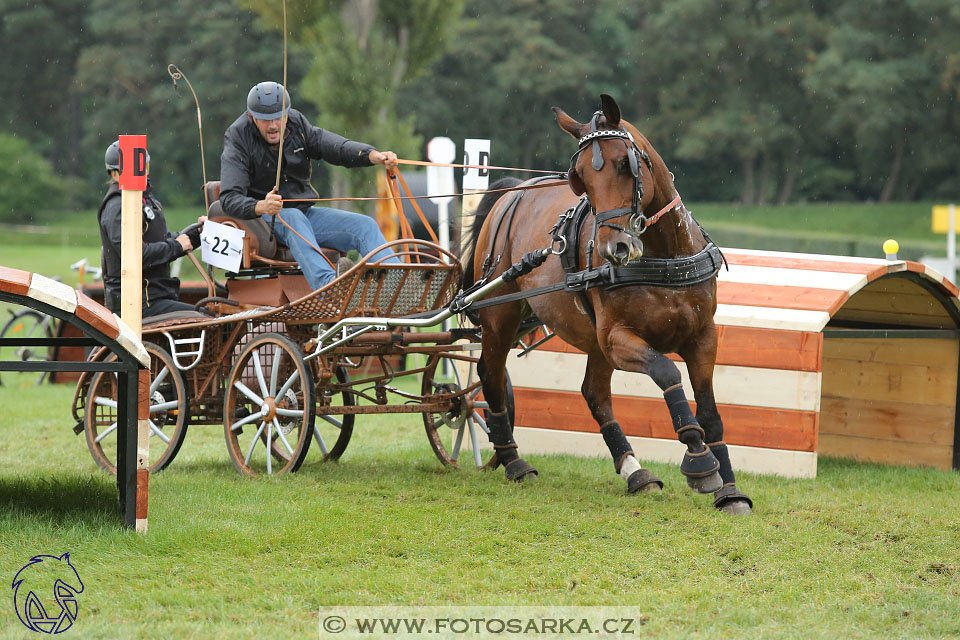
[464,94,752,514]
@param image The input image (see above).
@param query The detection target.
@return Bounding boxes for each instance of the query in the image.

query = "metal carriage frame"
[71,237,510,477]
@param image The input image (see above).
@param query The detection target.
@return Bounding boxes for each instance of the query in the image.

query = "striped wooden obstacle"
[499,249,960,478]
[0,266,149,528]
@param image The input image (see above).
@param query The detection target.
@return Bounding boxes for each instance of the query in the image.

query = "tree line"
[1,0,957,224]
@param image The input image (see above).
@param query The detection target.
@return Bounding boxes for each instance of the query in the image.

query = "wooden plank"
[531,325,823,372]
[723,253,885,276]
[512,387,818,452]
[718,264,866,291]
[819,396,955,446]
[74,290,120,338]
[27,273,77,314]
[722,248,892,267]
[833,276,953,326]
[508,349,822,412]
[822,337,957,369]
[507,426,819,478]
[818,433,953,470]
[821,357,956,407]
[717,281,847,314]
[713,326,822,372]
[0,266,31,296]
[715,304,831,332]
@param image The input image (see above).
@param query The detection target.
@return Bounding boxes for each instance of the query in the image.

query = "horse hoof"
[686,471,722,494]
[713,484,754,514]
[627,469,663,494]
[504,457,538,482]
[720,499,752,515]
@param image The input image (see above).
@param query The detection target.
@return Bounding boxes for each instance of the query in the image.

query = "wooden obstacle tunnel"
[502,249,960,478]
[0,266,149,528]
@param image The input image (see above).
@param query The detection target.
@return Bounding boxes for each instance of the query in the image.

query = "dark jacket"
[98,182,185,313]
[219,109,375,219]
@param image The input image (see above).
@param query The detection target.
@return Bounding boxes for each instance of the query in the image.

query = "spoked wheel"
[422,354,515,468]
[312,365,355,461]
[84,343,189,473]
[0,309,53,387]
[224,333,315,477]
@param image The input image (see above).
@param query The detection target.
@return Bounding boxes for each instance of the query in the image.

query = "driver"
[219,81,400,289]
[98,141,202,318]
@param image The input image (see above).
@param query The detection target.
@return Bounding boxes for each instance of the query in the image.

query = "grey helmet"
[246,81,291,120]
[104,140,150,172]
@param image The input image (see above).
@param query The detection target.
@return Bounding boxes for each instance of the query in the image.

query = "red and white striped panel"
[505,250,958,479]
[0,266,148,367]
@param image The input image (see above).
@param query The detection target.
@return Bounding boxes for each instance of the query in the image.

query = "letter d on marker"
[118,135,147,191]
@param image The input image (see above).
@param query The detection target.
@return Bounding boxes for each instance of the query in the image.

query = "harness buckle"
[551,235,568,256]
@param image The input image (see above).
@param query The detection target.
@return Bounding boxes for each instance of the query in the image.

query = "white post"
[437,200,450,265]
[949,204,957,284]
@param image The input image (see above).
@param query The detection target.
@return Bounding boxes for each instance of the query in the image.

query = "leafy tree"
[0,134,77,223]
[399,0,645,177]
[72,0,306,206]
[0,0,90,177]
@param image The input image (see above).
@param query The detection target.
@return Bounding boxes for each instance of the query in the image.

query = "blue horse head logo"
[12,553,84,634]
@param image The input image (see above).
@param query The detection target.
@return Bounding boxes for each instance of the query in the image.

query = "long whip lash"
[274,0,288,190]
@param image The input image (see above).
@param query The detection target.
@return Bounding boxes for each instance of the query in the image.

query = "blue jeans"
[262,206,398,289]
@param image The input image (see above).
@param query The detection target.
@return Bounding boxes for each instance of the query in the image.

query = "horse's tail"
[461,177,522,290]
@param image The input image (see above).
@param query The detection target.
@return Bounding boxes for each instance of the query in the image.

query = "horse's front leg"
[605,327,722,494]
[477,305,538,482]
[582,352,663,494]
[680,329,753,514]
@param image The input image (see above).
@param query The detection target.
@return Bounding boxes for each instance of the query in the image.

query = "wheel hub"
[261,397,278,421]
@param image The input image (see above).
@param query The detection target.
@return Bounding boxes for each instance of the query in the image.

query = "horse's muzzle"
[601,235,643,266]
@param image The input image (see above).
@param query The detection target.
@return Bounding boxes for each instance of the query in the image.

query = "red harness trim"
[643,194,683,229]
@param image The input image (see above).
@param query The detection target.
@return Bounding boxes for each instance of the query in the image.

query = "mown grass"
[1,381,958,639]
[1,206,959,637]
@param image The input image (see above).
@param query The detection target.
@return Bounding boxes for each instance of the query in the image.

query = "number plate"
[200,220,245,272]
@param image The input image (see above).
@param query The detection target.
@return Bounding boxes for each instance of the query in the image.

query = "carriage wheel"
[422,354,515,468]
[312,365,355,461]
[84,343,189,473]
[223,333,315,477]
[0,309,53,387]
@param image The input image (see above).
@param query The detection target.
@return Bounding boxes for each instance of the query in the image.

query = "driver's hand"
[255,189,283,216]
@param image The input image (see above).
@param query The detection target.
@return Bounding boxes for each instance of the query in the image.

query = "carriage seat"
[142,309,209,326]
[202,181,300,269]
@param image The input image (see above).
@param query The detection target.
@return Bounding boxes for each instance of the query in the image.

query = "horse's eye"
[617,157,631,175]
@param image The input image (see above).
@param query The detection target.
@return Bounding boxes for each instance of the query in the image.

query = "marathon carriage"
[71,180,517,477]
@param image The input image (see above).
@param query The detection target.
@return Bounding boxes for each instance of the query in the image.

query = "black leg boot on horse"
[484,409,538,482]
[477,358,537,482]
[682,337,753,514]
[645,353,722,494]
[583,351,662,493]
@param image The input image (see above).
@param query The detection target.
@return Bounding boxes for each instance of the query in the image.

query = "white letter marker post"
[462,138,491,191]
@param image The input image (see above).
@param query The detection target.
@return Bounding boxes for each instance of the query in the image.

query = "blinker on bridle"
[567,114,653,241]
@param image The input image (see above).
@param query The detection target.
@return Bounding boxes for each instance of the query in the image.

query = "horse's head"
[553,94,653,267]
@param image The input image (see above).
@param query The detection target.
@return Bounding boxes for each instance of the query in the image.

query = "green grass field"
[0,381,958,639]
[1,206,959,638]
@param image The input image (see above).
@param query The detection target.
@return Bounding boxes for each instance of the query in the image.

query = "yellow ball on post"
[883,239,899,260]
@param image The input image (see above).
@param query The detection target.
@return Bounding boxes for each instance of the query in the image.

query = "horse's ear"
[552,106,583,139]
[600,94,621,128]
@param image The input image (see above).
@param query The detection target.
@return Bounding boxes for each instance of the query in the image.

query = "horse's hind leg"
[605,328,722,494]
[681,339,753,514]
[478,307,538,483]
[582,352,663,493]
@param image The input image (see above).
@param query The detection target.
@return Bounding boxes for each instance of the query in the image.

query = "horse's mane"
[460,177,522,290]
